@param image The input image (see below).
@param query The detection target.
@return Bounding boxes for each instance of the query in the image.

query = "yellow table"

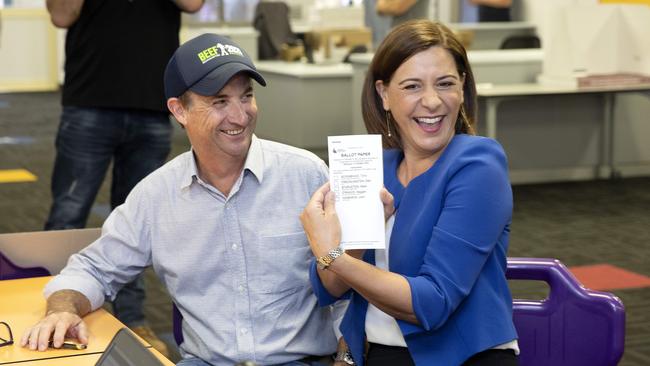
[0,277,172,365]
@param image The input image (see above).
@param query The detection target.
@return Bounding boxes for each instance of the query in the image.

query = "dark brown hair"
[362,20,477,149]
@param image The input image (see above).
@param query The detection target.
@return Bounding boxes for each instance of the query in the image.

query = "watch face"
[317,255,332,270]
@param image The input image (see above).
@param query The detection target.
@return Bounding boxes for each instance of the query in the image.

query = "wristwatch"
[316,246,345,270]
[333,349,355,365]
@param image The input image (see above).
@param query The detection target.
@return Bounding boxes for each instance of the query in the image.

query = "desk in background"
[449,21,537,50]
[348,51,650,183]
[0,276,172,365]
[253,61,353,156]
[477,82,650,182]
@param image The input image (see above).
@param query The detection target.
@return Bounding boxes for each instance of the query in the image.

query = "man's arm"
[20,289,92,351]
[46,0,85,28]
[376,0,418,16]
[470,0,512,8]
[172,0,204,13]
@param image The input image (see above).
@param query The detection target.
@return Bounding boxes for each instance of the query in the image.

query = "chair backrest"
[507,257,625,366]
[253,1,298,60]
[0,251,50,280]
[0,228,102,276]
[172,303,184,346]
[500,35,541,49]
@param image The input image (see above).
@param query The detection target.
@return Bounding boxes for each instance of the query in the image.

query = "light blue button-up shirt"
[45,136,336,365]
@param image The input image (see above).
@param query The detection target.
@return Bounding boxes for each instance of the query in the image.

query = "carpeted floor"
[1,91,649,365]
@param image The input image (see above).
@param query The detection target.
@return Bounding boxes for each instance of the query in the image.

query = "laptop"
[95,328,165,366]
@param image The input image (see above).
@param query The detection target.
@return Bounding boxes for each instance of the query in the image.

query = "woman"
[300,20,518,366]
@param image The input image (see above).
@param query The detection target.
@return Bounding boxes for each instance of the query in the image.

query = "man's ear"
[167,98,187,127]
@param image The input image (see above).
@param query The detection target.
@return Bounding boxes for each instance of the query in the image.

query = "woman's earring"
[386,111,392,137]
[459,104,474,134]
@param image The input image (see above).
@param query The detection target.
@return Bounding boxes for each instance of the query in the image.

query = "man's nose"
[227,101,247,123]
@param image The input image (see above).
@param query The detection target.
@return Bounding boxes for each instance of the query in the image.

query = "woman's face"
[376,46,464,161]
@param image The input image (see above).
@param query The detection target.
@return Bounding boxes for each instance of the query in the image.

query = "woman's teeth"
[415,116,442,125]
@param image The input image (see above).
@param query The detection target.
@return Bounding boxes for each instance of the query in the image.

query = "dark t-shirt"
[62,0,181,112]
[478,5,511,22]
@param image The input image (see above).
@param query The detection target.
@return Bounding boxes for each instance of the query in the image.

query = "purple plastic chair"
[507,257,625,366]
[172,303,184,346]
[0,251,51,280]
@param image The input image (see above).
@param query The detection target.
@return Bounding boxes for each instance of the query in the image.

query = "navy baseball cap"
[164,33,266,99]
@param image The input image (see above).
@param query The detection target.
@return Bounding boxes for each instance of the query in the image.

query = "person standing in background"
[363,0,391,49]
[376,0,431,28]
[44,0,204,357]
[470,0,512,22]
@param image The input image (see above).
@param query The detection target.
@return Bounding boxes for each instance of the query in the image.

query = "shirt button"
[240,328,248,335]
[231,243,238,250]
[238,285,245,292]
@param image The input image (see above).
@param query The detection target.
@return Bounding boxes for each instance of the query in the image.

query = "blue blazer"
[310,134,518,365]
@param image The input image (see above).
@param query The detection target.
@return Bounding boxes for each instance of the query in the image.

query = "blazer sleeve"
[400,139,513,336]
[309,259,352,306]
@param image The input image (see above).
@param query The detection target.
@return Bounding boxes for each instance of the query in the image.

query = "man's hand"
[20,289,92,351]
[21,311,88,351]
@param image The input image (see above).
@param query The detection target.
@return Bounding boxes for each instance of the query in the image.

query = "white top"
[365,215,407,347]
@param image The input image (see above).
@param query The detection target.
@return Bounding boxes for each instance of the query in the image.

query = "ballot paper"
[328,134,385,250]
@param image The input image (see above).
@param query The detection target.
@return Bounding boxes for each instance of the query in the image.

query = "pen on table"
[48,340,87,350]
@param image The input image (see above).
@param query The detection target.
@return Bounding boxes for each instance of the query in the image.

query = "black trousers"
[365,343,518,366]
[366,343,414,366]
[463,349,519,366]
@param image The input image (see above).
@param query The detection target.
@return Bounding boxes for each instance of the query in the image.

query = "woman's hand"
[380,187,395,221]
[300,182,342,258]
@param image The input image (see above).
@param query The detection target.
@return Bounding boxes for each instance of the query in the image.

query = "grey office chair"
[253,2,302,60]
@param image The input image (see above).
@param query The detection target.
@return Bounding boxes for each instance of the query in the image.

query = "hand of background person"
[20,311,88,351]
[300,182,341,258]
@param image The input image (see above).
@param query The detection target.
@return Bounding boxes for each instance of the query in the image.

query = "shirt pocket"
[252,231,312,294]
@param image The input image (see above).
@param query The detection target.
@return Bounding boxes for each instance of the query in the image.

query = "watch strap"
[333,349,355,365]
[317,246,345,270]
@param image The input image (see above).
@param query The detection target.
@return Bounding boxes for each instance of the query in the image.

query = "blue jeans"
[176,357,331,366]
[45,106,172,325]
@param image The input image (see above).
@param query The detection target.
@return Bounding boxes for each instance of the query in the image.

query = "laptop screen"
[95,328,165,366]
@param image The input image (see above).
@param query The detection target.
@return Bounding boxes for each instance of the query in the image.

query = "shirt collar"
[244,135,264,183]
[179,134,264,190]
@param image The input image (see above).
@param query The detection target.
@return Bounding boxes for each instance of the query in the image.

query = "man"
[44,0,204,355]
[21,34,337,365]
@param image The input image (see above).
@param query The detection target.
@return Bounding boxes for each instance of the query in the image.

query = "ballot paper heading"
[328,134,385,250]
